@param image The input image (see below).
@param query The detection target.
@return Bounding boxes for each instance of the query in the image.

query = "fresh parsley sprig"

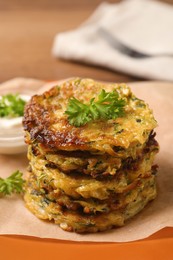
[65,89,125,127]
[0,93,26,118]
[0,170,25,196]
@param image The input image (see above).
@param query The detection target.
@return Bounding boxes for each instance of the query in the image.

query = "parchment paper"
[0,80,173,242]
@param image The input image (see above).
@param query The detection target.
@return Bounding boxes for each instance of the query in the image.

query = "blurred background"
[0,0,173,83]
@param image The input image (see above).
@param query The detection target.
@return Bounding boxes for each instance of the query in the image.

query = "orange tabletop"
[0,228,173,260]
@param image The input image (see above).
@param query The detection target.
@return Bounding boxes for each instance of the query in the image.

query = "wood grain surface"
[0,0,172,83]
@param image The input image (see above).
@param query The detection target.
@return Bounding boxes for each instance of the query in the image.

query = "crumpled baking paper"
[0,80,173,242]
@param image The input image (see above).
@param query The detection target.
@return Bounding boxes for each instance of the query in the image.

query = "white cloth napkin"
[52,0,173,81]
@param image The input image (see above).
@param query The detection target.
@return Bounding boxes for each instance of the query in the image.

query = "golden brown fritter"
[23,78,157,154]
[24,173,157,233]
[28,146,157,200]
[28,131,158,178]
[25,170,157,215]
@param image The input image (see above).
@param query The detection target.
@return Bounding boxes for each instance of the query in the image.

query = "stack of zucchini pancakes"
[23,78,159,233]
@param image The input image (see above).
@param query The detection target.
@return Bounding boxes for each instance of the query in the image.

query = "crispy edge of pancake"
[28,146,157,200]
[25,171,156,214]
[27,131,158,178]
[24,176,157,233]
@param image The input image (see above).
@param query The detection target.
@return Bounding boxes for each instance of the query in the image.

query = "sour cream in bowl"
[0,94,30,154]
[0,77,45,154]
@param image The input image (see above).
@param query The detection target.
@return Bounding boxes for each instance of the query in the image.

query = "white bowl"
[0,134,27,154]
[0,78,45,155]
[0,103,28,155]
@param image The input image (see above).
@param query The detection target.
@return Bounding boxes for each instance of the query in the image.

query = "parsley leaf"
[0,170,25,196]
[0,94,26,118]
[65,89,125,127]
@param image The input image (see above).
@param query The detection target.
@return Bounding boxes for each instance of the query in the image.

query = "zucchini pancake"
[23,78,159,233]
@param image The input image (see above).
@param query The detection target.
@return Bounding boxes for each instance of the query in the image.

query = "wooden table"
[0,0,172,83]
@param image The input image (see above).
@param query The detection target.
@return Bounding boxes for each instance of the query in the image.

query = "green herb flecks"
[0,93,26,118]
[0,170,25,196]
[65,89,125,127]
